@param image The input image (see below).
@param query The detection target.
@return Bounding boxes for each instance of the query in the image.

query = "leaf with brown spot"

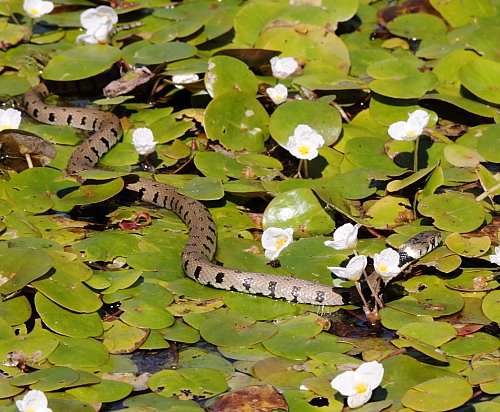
[208,385,288,412]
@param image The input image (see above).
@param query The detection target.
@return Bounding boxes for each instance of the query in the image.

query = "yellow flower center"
[355,383,368,394]
[407,131,415,137]
[274,237,287,249]
[275,94,283,99]
[378,265,387,273]
[1,126,9,131]
[29,8,39,14]
[298,145,310,155]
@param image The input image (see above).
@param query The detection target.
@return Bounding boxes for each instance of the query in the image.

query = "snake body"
[23,81,442,306]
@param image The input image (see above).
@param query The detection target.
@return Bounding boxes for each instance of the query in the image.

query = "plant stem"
[413,135,420,172]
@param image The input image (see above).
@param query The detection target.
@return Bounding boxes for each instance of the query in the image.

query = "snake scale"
[23,80,442,306]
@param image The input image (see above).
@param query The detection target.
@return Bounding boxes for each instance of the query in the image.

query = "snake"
[23,79,443,306]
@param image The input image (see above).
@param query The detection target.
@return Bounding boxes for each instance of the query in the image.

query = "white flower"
[373,248,401,284]
[172,74,200,89]
[266,84,288,104]
[270,56,298,79]
[490,246,500,265]
[76,6,117,44]
[16,390,52,412]
[388,109,430,141]
[286,125,325,160]
[324,223,361,251]
[262,227,293,260]
[0,108,22,130]
[330,361,384,408]
[327,255,367,282]
[23,0,54,18]
[80,5,118,29]
[132,128,158,155]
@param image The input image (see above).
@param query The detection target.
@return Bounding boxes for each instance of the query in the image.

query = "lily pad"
[199,309,278,347]
[401,377,472,411]
[205,90,269,152]
[418,192,485,233]
[43,45,122,81]
[148,368,227,400]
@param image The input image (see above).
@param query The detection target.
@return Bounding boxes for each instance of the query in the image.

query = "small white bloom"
[80,5,118,29]
[324,223,361,251]
[0,108,22,130]
[262,227,293,260]
[286,125,325,160]
[331,361,384,408]
[172,74,200,89]
[76,6,117,44]
[16,390,52,412]
[132,128,158,155]
[328,255,367,282]
[388,109,430,141]
[266,84,288,104]
[270,56,298,79]
[490,246,500,265]
[373,248,401,283]
[23,0,54,18]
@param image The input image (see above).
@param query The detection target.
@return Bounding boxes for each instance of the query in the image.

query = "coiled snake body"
[23,82,442,306]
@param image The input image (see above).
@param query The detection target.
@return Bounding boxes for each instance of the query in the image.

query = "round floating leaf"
[418,193,485,233]
[482,290,500,323]
[194,151,245,180]
[102,319,149,354]
[402,377,472,411]
[0,295,32,326]
[67,379,133,403]
[388,13,447,39]
[269,99,341,148]
[397,322,457,347]
[345,136,404,171]
[43,45,122,81]
[330,168,378,200]
[222,293,301,321]
[11,366,79,391]
[387,276,464,317]
[205,90,269,152]
[35,292,103,338]
[205,56,258,98]
[459,59,500,104]
[262,188,335,236]
[32,270,102,313]
[0,378,24,398]
[364,196,413,230]
[380,307,433,330]
[160,319,200,344]
[179,349,234,379]
[148,368,227,399]
[120,299,175,330]
[178,177,224,201]
[368,59,439,98]
[441,332,500,356]
[0,329,59,365]
[48,334,109,369]
[429,0,496,28]
[421,94,499,118]
[59,178,124,206]
[383,355,439,400]
[199,309,278,347]
[445,232,490,257]
[132,42,197,65]
[255,24,350,73]
[0,247,53,295]
[444,143,485,167]
[478,123,500,163]
[0,74,31,96]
